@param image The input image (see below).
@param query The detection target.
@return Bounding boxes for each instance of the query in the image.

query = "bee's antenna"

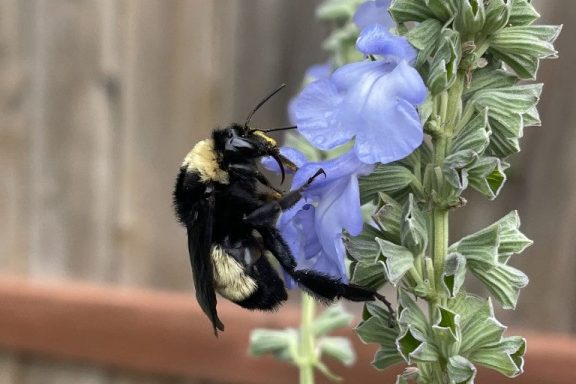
[244,84,287,129]
[259,125,298,133]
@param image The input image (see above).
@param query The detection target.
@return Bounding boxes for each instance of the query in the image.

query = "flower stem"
[299,292,317,384]
[433,207,449,296]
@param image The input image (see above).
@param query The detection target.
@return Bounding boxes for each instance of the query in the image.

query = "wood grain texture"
[0,0,575,382]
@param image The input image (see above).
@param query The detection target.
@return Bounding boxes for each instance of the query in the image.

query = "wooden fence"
[0,0,574,383]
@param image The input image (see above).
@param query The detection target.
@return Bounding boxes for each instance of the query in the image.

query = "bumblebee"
[173,85,392,335]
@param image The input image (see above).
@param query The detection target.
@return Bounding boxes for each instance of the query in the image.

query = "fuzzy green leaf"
[377,239,415,285]
[443,253,467,297]
[509,0,540,26]
[396,368,420,383]
[489,25,561,79]
[494,211,533,257]
[483,0,511,35]
[312,304,354,337]
[449,223,499,267]
[389,0,435,23]
[398,326,440,363]
[249,328,298,362]
[442,149,477,191]
[454,0,486,37]
[427,30,461,95]
[373,345,406,370]
[469,336,526,377]
[401,194,428,255]
[398,290,429,336]
[523,105,541,126]
[319,336,356,366]
[450,110,491,155]
[467,156,508,200]
[356,315,399,345]
[451,295,506,354]
[463,69,518,100]
[491,25,560,58]
[407,19,443,51]
[470,84,542,157]
[360,165,416,204]
[425,0,456,21]
[489,49,539,79]
[373,193,403,243]
[431,306,461,358]
[364,301,394,322]
[350,260,388,290]
[447,355,477,384]
[470,263,529,309]
[357,307,404,370]
[347,225,382,263]
[472,84,542,114]
[407,19,444,68]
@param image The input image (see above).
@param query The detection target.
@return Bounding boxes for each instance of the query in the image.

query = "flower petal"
[305,63,332,82]
[353,0,393,29]
[357,24,417,62]
[339,60,427,113]
[293,79,355,150]
[313,176,364,281]
[353,98,424,164]
[291,150,373,191]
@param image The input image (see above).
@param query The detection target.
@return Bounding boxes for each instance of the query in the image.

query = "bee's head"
[213,124,281,156]
[212,124,295,182]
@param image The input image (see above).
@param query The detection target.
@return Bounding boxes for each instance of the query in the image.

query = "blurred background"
[0,0,573,383]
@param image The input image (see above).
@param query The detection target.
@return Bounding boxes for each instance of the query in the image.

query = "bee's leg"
[278,154,298,173]
[228,163,283,195]
[243,168,326,225]
[255,171,283,195]
[255,225,395,320]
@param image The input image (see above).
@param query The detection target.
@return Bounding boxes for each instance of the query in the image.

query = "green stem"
[433,208,449,296]
[426,75,465,384]
[299,293,317,384]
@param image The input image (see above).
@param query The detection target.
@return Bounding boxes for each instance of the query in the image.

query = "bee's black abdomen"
[235,255,288,310]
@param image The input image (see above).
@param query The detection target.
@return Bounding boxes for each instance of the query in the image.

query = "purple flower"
[353,0,393,29]
[289,63,332,124]
[305,63,332,82]
[292,25,427,165]
[264,149,374,287]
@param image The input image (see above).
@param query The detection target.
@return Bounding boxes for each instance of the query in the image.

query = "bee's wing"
[186,189,225,335]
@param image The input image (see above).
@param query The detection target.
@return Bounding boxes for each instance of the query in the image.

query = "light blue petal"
[305,63,332,82]
[260,147,308,175]
[311,247,348,282]
[356,24,417,62]
[339,60,427,108]
[353,0,393,29]
[293,79,355,150]
[353,98,424,164]
[314,177,359,281]
[296,205,323,259]
[291,150,373,190]
[332,60,394,93]
[279,198,308,227]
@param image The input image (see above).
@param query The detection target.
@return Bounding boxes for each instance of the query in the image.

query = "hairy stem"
[433,208,449,297]
[427,75,465,383]
[299,293,317,384]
